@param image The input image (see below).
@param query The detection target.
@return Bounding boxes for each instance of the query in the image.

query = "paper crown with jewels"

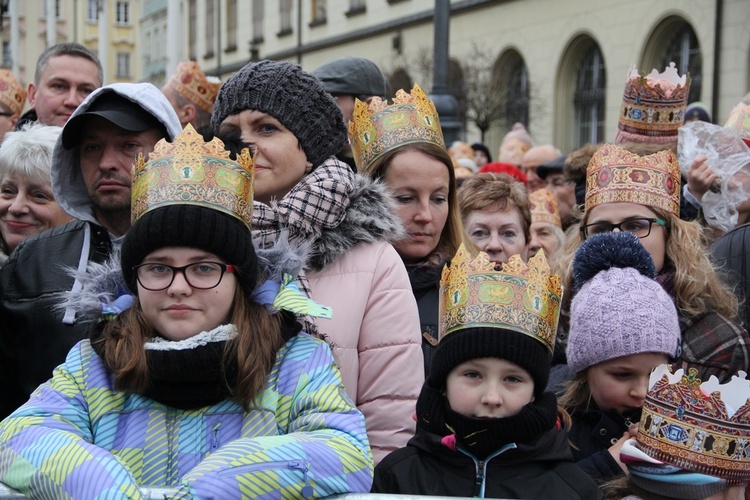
[636,365,750,485]
[438,244,563,352]
[529,188,562,228]
[131,124,254,227]
[616,62,691,145]
[724,102,750,147]
[168,61,221,113]
[349,83,445,173]
[0,69,25,117]
[585,143,681,217]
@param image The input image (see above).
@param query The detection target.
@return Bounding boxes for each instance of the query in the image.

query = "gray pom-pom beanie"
[210,60,346,168]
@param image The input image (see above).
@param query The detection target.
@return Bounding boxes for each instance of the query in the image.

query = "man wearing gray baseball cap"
[312,57,387,171]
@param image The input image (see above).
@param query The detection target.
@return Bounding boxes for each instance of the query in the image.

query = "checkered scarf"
[252,157,356,337]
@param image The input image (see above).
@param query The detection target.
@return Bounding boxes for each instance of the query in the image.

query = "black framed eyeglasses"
[133,261,235,291]
[580,217,667,240]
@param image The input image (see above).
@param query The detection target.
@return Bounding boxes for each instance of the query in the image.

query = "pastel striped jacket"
[0,332,373,499]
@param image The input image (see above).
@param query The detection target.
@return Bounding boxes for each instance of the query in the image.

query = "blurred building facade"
[1,0,748,154]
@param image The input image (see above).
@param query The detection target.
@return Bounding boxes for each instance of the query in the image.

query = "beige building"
[0,0,747,156]
[178,0,749,155]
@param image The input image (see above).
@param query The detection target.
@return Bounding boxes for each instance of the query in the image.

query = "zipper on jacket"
[461,442,517,498]
[216,459,313,498]
[165,410,178,484]
[211,422,221,451]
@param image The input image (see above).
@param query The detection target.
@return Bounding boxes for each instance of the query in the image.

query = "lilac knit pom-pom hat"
[566,232,681,374]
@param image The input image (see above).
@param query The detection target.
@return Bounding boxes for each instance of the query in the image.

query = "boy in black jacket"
[372,246,602,499]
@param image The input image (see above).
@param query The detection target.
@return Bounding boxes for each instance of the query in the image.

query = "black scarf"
[416,382,559,460]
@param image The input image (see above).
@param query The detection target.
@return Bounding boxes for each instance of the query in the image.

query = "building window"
[116,52,130,78]
[279,0,292,36]
[87,0,99,23]
[505,58,529,130]
[252,0,264,43]
[311,0,326,25]
[2,42,10,68]
[226,0,237,50]
[662,22,701,103]
[43,0,61,19]
[153,26,160,60]
[574,44,606,147]
[205,0,215,57]
[115,1,130,25]
[346,0,366,16]
[188,0,196,60]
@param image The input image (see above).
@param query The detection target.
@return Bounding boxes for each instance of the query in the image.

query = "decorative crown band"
[349,83,445,173]
[439,244,562,352]
[0,69,26,117]
[529,188,562,228]
[169,61,221,113]
[636,365,750,485]
[617,63,691,142]
[131,124,254,227]
[585,143,681,217]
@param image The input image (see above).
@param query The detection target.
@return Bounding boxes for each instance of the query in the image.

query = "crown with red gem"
[0,69,25,117]
[636,365,750,485]
[167,61,221,113]
[585,143,681,217]
[615,63,691,145]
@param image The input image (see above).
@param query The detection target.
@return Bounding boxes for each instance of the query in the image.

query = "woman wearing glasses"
[0,128,373,498]
[560,143,749,384]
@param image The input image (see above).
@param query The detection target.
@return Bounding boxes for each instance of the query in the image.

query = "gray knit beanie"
[567,232,681,374]
[210,60,346,168]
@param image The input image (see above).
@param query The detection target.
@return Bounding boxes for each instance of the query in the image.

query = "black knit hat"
[121,205,258,296]
[210,60,346,168]
[429,326,553,396]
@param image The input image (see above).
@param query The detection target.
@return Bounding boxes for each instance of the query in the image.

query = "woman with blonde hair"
[559,143,749,383]
[352,83,464,377]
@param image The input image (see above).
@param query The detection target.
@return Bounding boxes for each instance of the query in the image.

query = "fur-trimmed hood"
[307,174,404,271]
[56,237,310,322]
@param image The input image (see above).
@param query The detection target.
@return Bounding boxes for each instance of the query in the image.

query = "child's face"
[587,352,668,414]
[445,358,535,419]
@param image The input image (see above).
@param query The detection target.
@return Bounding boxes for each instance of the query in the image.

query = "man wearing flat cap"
[0,83,181,419]
[312,57,387,171]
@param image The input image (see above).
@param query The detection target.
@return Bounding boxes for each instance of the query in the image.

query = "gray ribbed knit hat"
[210,60,346,168]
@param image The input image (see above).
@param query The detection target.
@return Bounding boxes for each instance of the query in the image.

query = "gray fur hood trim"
[308,175,405,271]
[55,236,310,321]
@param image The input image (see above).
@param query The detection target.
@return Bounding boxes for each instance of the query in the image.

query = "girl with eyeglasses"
[0,127,373,498]
[558,144,749,386]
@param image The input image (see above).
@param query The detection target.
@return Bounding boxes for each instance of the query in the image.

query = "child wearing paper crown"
[0,126,373,499]
[372,245,602,499]
[603,365,750,500]
[560,231,681,484]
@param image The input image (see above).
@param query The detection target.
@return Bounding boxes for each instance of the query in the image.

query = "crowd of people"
[0,43,748,499]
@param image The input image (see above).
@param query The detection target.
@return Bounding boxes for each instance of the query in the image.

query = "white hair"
[0,123,62,182]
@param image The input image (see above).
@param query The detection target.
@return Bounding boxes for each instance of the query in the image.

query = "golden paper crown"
[0,69,26,117]
[131,124,254,227]
[616,63,691,143]
[585,143,681,216]
[637,365,750,485]
[439,244,563,352]
[724,102,750,145]
[349,83,444,173]
[529,188,561,228]
[168,61,221,113]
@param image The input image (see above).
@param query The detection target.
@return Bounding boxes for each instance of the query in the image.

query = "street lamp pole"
[430,0,461,145]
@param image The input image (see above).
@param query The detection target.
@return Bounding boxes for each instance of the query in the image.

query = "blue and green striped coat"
[0,332,373,499]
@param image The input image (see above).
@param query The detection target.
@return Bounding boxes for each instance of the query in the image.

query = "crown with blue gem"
[636,365,750,485]
[131,124,254,228]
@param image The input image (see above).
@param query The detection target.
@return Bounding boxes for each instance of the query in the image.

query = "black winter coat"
[0,220,113,418]
[373,423,603,499]
[568,406,636,482]
[407,262,443,377]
